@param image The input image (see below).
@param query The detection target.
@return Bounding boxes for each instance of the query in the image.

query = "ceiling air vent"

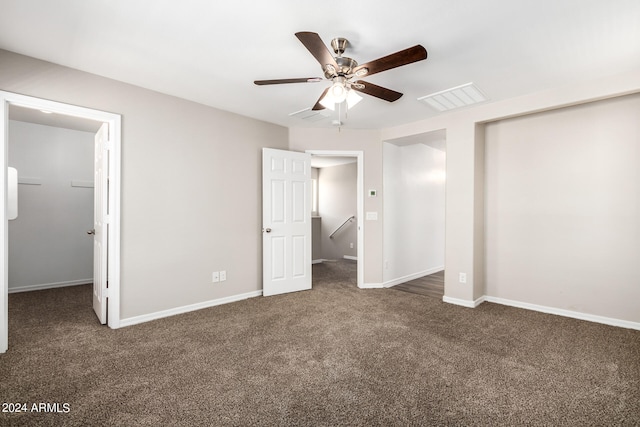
[289,107,331,122]
[418,82,487,112]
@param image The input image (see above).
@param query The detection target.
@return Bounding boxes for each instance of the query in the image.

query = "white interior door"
[262,148,312,296]
[92,123,108,323]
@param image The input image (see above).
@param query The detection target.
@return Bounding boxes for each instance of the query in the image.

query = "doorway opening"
[307,150,364,288]
[0,92,122,353]
[382,131,447,298]
[8,106,100,294]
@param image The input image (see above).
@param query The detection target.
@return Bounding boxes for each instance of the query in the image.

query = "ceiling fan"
[254,32,427,111]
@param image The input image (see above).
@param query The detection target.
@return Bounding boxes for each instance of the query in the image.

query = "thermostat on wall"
[368,189,377,197]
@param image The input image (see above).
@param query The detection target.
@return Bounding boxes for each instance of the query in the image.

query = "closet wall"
[8,120,94,291]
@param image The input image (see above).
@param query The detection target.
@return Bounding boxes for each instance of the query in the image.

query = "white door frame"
[0,91,121,353]
[306,150,364,288]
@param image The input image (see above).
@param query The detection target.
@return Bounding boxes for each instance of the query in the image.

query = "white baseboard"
[312,259,325,264]
[442,295,485,308]
[119,290,263,328]
[343,255,357,261]
[484,296,640,331]
[359,282,384,289]
[8,279,92,294]
[383,266,444,289]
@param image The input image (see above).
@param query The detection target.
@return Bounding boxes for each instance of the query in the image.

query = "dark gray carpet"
[1,260,639,426]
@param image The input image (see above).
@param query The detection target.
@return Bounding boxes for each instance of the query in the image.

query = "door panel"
[262,148,312,296]
[292,235,306,277]
[271,180,285,222]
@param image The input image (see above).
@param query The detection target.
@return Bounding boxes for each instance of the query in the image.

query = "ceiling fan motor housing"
[321,37,357,79]
[324,56,358,79]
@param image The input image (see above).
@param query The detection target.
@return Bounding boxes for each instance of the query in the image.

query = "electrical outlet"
[212,272,220,283]
[220,270,227,281]
[459,272,467,284]
[350,243,354,249]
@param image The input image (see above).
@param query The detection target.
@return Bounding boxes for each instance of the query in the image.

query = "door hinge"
[103,288,109,298]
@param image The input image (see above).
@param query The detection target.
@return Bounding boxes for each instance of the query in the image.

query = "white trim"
[443,295,486,308]
[359,282,384,289]
[343,255,357,261]
[484,296,640,331]
[107,113,122,329]
[119,290,263,328]
[8,279,92,294]
[383,266,444,288]
[306,150,364,289]
[0,91,122,353]
[1,98,6,353]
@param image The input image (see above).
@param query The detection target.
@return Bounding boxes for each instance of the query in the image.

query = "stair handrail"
[329,215,355,239]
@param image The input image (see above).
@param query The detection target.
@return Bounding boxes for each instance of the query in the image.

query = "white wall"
[485,93,640,323]
[0,49,289,320]
[8,121,94,291]
[317,162,357,261]
[382,69,640,310]
[383,143,446,285]
[2,47,639,329]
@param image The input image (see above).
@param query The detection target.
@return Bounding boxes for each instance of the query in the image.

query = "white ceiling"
[9,105,104,133]
[311,156,357,169]
[0,1,638,130]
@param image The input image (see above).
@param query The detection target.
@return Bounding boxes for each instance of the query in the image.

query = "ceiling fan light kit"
[330,77,348,102]
[254,32,427,121]
[319,85,363,111]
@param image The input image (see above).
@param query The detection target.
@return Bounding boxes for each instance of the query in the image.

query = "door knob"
[87,229,95,235]
[263,228,272,233]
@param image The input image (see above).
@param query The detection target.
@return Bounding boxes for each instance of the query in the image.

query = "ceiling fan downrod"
[330,37,348,56]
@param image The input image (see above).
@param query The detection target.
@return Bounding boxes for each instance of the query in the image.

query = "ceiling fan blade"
[254,77,323,85]
[351,81,403,102]
[295,32,340,74]
[312,87,330,111]
[353,45,427,77]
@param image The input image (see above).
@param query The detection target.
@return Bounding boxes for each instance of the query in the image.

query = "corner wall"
[317,162,357,261]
